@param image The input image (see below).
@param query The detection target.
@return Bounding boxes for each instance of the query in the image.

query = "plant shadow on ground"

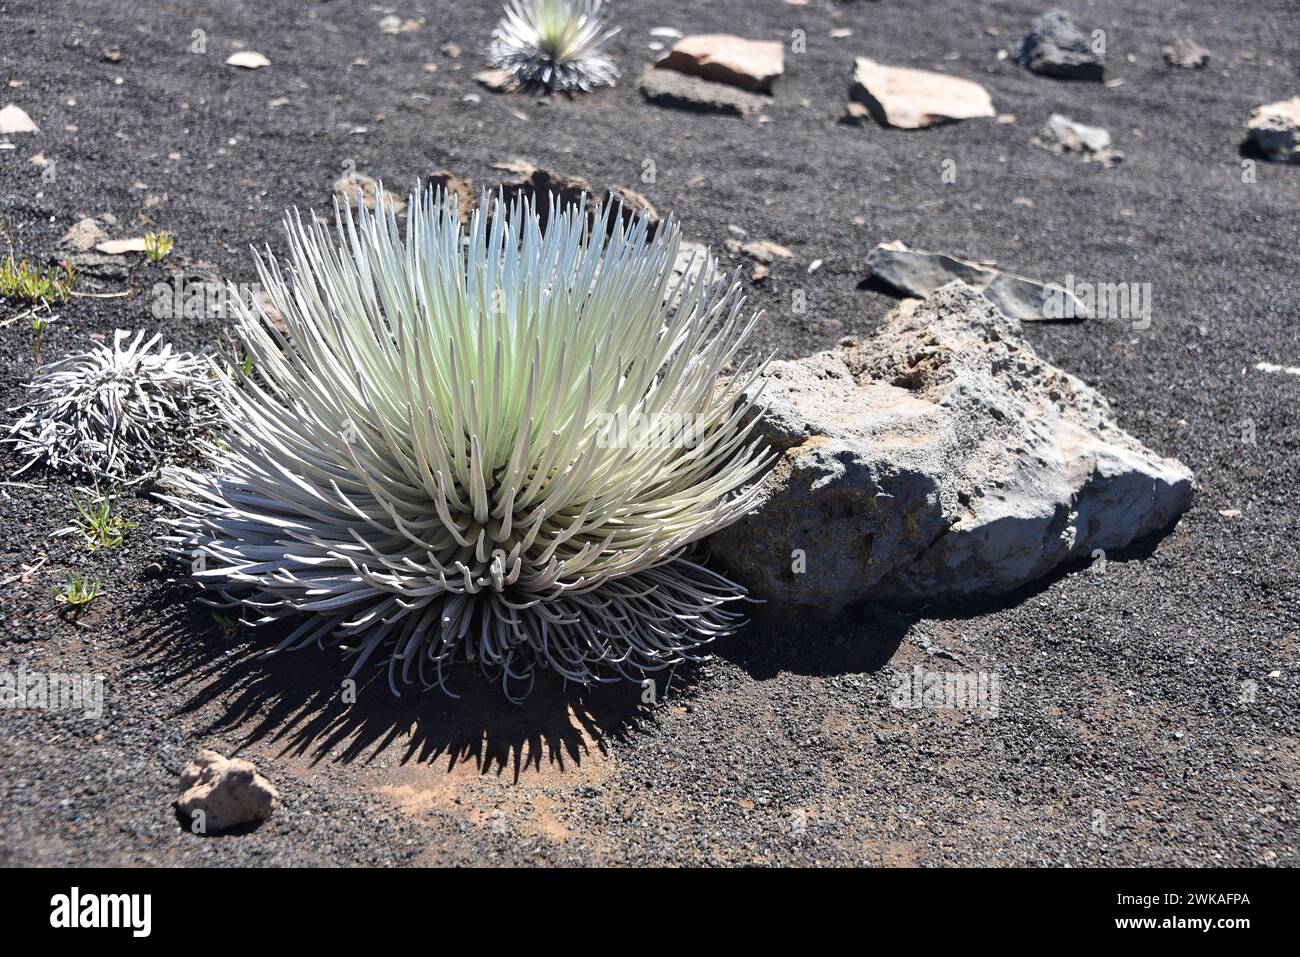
[126,528,1172,779]
[129,574,652,783]
[715,524,1176,678]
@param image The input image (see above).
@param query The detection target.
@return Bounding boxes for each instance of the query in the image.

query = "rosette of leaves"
[488,0,619,92]
[162,185,771,697]
[7,330,221,483]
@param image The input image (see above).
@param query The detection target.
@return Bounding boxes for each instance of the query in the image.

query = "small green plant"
[55,575,101,609]
[71,492,135,550]
[210,611,244,638]
[220,354,254,378]
[143,232,175,263]
[31,313,48,366]
[0,255,74,304]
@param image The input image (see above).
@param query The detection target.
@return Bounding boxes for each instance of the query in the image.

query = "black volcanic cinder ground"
[0,0,1297,866]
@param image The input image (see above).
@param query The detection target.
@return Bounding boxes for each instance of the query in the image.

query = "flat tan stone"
[0,103,37,134]
[849,58,994,129]
[59,217,108,253]
[658,34,784,93]
[741,239,793,263]
[474,69,518,93]
[95,237,147,255]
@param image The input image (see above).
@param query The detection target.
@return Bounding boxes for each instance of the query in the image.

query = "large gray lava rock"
[1015,10,1105,82]
[714,283,1192,612]
[1245,97,1300,164]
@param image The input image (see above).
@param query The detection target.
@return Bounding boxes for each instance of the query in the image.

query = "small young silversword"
[488,0,619,92]
[6,330,222,483]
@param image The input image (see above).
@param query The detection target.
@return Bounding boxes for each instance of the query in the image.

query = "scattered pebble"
[475,69,518,93]
[225,51,271,69]
[1255,360,1300,376]
[1163,37,1210,69]
[0,103,38,134]
[1033,114,1123,167]
[730,238,793,263]
[378,15,420,34]
[95,237,147,255]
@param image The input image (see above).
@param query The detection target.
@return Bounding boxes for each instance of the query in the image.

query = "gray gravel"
[0,0,1297,866]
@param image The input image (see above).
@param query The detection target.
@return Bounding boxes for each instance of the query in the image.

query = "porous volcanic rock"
[177,749,279,833]
[1245,97,1300,164]
[714,283,1193,611]
[1015,10,1105,81]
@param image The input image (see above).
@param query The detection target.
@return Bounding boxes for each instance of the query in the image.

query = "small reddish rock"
[658,34,784,93]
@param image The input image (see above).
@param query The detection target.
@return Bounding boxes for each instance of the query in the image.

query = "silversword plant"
[6,330,222,483]
[162,184,771,697]
[488,0,619,92]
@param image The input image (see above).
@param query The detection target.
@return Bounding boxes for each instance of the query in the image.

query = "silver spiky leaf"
[161,184,772,698]
[6,330,222,484]
[488,0,620,92]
